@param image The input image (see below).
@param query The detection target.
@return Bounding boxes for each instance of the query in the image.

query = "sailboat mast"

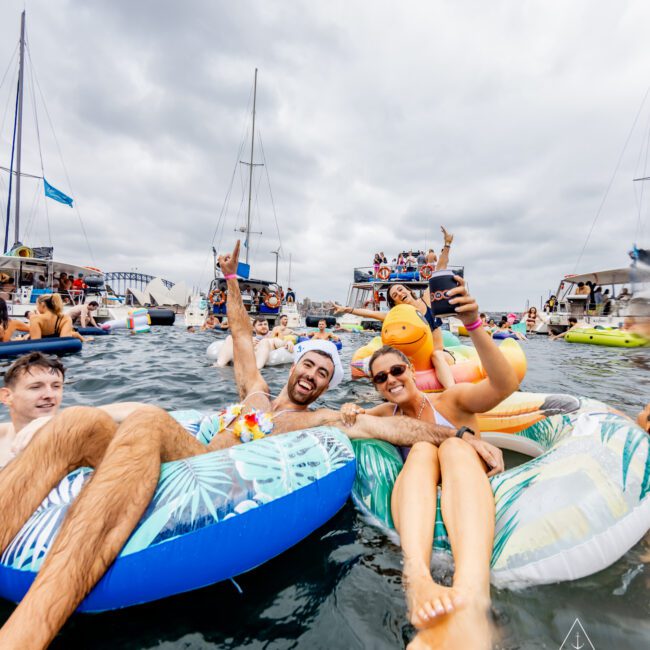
[245,68,258,265]
[14,10,26,246]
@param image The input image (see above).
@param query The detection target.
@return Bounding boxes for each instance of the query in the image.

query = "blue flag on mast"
[43,178,73,207]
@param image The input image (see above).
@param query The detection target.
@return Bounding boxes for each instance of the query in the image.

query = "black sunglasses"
[371,364,407,385]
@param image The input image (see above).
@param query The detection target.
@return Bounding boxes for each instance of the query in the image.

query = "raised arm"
[220,241,269,400]
[447,277,519,413]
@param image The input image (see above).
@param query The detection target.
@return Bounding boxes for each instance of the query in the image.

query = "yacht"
[340,254,463,330]
[545,265,647,335]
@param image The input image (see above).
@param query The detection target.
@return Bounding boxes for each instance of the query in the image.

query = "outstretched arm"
[332,302,386,321]
[220,241,269,400]
[346,413,456,445]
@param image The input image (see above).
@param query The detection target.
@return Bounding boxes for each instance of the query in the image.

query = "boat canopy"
[0,254,101,277]
[563,268,633,286]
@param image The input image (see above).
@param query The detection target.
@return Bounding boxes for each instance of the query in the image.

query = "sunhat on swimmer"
[293,339,344,389]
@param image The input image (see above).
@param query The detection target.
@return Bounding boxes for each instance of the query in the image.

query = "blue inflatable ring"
[0,337,82,359]
[0,413,356,612]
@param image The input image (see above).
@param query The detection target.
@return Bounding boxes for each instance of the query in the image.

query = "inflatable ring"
[207,340,295,366]
[9,245,33,258]
[209,290,226,306]
[0,413,355,612]
[419,264,434,280]
[264,292,281,309]
[376,266,391,281]
[352,392,650,588]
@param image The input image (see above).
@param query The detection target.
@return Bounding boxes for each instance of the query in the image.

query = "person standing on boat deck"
[67,301,100,328]
[285,287,296,303]
[338,276,517,649]
[333,226,457,388]
[0,242,490,648]
[425,249,438,265]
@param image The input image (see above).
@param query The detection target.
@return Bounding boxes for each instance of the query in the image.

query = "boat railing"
[353,264,464,283]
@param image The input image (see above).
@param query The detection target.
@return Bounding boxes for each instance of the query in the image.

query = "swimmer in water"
[306,319,340,343]
[271,314,296,338]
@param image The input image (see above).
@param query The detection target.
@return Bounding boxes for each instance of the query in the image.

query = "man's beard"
[286,371,326,406]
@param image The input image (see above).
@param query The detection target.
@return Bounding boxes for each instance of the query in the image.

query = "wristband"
[465,318,483,332]
[224,274,237,280]
[455,426,475,439]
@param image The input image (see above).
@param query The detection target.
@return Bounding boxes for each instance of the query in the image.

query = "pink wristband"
[465,318,483,332]
[224,274,237,280]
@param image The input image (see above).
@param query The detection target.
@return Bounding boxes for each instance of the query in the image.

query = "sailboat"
[0,11,132,324]
[186,69,291,328]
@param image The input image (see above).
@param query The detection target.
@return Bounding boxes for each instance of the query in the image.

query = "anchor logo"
[559,618,595,650]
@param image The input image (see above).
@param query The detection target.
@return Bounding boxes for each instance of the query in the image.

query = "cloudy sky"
[1,0,650,310]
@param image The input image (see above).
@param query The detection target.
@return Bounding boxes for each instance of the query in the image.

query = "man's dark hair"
[253,316,268,324]
[4,352,65,388]
[568,317,577,325]
[88,301,99,308]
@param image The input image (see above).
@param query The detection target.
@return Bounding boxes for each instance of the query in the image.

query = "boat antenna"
[13,10,26,248]
[244,68,258,265]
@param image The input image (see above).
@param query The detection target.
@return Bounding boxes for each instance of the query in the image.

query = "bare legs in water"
[391,438,495,650]
[0,404,235,649]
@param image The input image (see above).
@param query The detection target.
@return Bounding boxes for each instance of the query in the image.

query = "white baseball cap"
[293,339,344,389]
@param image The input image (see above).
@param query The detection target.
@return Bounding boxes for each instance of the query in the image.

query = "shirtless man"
[271,314,295,338]
[215,316,294,369]
[0,242,501,648]
[306,319,340,343]
[66,301,99,328]
[549,317,588,340]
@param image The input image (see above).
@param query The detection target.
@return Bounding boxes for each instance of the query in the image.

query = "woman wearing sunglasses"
[333,227,456,388]
[341,277,519,649]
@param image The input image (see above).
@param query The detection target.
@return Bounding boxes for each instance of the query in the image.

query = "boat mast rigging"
[14,10,26,248]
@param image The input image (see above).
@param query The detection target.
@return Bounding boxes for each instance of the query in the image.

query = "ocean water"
[0,327,648,649]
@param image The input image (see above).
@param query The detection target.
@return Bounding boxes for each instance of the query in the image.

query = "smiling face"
[286,351,333,406]
[388,284,415,306]
[1,366,64,429]
[369,351,418,406]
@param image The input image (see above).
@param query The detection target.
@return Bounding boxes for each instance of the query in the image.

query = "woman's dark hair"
[0,297,8,329]
[386,285,416,309]
[368,345,410,376]
[4,352,65,388]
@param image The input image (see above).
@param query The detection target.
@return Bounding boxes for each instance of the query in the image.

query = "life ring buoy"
[377,266,391,281]
[419,264,434,280]
[209,290,226,306]
[264,292,280,309]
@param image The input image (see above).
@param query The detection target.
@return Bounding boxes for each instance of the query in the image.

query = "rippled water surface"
[1,327,649,649]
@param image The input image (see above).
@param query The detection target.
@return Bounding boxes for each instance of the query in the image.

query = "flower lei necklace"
[214,403,274,443]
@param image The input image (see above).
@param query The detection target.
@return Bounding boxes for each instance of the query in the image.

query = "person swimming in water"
[339,275,516,650]
[305,319,340,343]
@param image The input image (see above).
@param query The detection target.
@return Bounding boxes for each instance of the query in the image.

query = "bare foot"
[406,595,493,650]
[441,226,453,246]
[404,568,464,629]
